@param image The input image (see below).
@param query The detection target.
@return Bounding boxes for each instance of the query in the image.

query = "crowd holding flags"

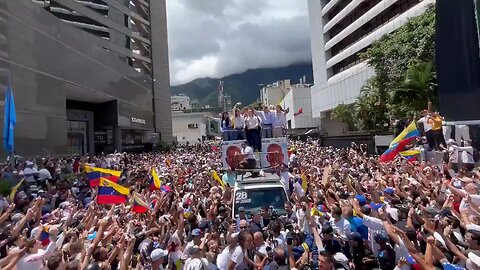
[212,170,225,188]
[132,192,150,213]
[150,167,161,191]
[380,121,421,162]
[97,178,130,204]
[85,165,121,187]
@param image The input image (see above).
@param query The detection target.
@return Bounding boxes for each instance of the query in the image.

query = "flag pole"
[6,75,14,170]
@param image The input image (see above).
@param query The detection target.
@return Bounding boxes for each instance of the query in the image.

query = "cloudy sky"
[166,0,311,85]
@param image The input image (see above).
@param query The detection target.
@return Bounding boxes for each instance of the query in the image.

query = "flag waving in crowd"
[97,178,130,204]
[380,121,420,162]
[85,165,121,187]
[150,167,161,191]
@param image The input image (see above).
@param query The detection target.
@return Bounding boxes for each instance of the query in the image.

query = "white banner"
[221,140,244,169]
[261,137,289,168]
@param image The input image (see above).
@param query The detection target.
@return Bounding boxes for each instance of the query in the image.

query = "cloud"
[166,0,310,85]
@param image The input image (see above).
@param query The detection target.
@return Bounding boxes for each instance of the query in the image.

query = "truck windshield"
[234,187,287,217]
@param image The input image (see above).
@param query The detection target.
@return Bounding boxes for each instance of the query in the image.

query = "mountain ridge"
[170,63,313,107]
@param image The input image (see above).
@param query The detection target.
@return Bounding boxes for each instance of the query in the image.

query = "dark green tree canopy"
[332,7,436,132]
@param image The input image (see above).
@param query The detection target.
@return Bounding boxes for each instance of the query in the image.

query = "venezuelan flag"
[380,121,420,162]
[399,149,420,162]
[9,177,25,201]
[85,166,121,187]
[310,204,327,217]
[97,178,129,205]
[212,170,225,188]
[40,226,50,246]
[132,192,149,213]
[150,167,161,191]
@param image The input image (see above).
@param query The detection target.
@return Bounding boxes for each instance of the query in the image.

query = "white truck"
[232,172,289,218]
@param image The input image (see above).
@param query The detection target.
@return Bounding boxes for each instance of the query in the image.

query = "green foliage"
[154,141,171,153]
[332,103,356,131]
[0,180,11,196]
[335,7,437,130]
[354,78,389,131]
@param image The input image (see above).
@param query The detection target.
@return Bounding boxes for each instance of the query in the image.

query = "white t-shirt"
[217,246,232,270]
[280,172,292,191]
[169,250,183,270]
[230,246,248,270]
[181,241,195,260]
[329,217,351,241]
[418,117,432,132]
[289,154,297,163]
[460,194,480,210]
[245,116,260,130]
[242,146,255,160]
[362,215,386,254]
[184,258,209,270]
[233,116,245,129]
[394,236,411,270]
[293,182,305,197]
[16,250,47,270]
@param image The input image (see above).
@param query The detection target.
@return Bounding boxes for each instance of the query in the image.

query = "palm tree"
[393,61,436,112]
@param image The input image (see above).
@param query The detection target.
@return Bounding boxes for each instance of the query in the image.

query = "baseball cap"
[347,232,363,242]
[374,231,389,242]
[192,228,202,237]
[361,205,372,215]
[238,206,245,212]
[384,187,395,195]
[370,202,384,211]
[321,224,334,235]
[355,194,367,206]
[150,249,168,262]
[442,262,466,270]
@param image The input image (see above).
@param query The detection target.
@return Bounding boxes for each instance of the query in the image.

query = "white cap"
[386,208,399,222]
[467,252,480,269]
[333,252,349,269]
[150,249,168,262]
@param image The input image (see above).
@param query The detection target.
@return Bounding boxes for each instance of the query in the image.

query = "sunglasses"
[240,226,248,229]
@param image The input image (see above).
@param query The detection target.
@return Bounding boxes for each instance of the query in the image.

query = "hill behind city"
[170,63,313,107]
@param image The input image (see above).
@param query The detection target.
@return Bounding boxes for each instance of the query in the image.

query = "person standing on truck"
[272,105,287,138]
[237,141,257,171]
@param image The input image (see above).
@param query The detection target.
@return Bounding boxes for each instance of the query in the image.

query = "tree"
[354,78,390,131]
[354,6,436,127]
[332,103,356,131]
[391,61,437,116]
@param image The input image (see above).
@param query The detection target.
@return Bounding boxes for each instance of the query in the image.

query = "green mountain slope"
[171,63,313,107]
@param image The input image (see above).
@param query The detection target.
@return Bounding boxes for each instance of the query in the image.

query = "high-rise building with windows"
[308,0,435,135]
[0,0,172,156]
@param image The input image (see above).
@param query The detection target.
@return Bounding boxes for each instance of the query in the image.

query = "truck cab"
[232,172,289,219]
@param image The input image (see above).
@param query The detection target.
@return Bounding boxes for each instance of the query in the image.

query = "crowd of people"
[220,103,288,150]
[0,136,479,270]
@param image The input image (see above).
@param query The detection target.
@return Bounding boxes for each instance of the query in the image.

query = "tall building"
[171,94,191,111]
[0,0,172,156]
[308,0,434,135]
[260,80,291,107]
